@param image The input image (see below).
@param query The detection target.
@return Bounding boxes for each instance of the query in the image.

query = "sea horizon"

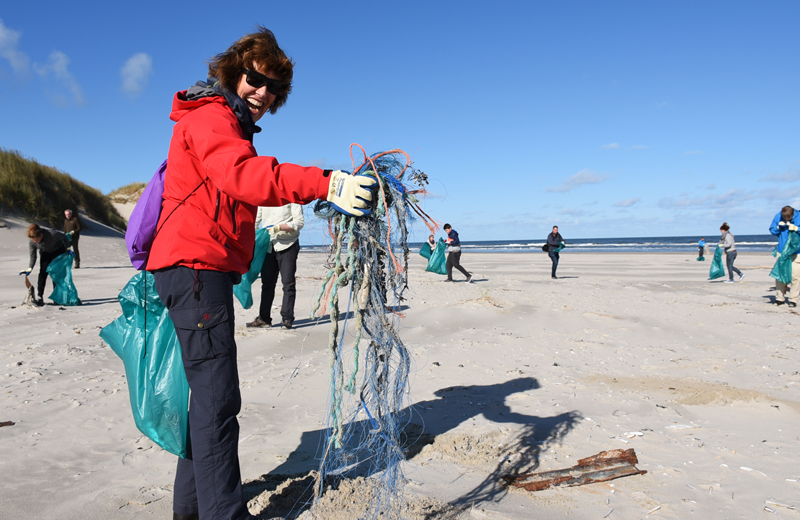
[301,234,779,254]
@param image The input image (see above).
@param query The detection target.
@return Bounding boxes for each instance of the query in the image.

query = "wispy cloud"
[602,143,619,149]
[559,208,585,216]
[685,150,704,156]
[121,53,153,97]
[546,169,607,193]
[630,145,649,150]
[614,198,640,207]
[760,163,800,183]
[658,189,755,209]
[0,18,30,75]
[33,51,85,106]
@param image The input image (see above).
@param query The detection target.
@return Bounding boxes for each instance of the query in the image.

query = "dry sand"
[1,217,798,519]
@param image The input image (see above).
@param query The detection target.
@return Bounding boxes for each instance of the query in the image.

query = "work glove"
[19,268,32,275]
[778,221,787,227]
[327,170,377,217]
[67,230,75,236]
[789,224,799,232]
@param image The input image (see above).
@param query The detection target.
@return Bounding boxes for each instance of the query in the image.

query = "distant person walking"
[23,224,69,306]
[247,203,303,329]
[443,223,472,282]
[546,225,565,279]
[719,223,744,283]
[63,209,82,268]
[698,237,705,260]
[769,205,800,307]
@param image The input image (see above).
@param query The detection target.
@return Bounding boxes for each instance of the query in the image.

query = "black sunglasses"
[242,68,285,95]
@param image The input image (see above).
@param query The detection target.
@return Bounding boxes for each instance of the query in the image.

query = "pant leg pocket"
[169,304,232,361]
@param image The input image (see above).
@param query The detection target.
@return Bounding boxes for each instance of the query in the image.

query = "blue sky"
[1,1,799,245]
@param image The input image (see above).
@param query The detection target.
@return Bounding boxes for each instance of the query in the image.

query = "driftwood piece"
[502,448,647,491]
[0,421,15,428]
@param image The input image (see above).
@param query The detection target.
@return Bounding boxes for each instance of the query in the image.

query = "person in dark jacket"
[63,209,82,268]
[23,223,69,306]
[443,223,472,282]
[546,226,564,279]
[147,27,376,520]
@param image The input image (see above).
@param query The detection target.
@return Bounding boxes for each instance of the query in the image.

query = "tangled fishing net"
[309,145,435,517]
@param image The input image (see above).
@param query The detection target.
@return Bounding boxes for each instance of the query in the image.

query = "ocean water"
[303,235,778,254]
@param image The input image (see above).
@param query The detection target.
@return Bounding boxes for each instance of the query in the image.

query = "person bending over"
[23,224,69,306]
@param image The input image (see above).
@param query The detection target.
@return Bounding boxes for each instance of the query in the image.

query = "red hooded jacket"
[147,91,331,274]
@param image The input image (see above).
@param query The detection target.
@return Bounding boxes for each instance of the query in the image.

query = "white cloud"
[630,145,649,150]
[0,18,29,75]
[602,143,619,149]
[546,169,608,193]
[685,150,704,156]
[121,52,153,96]
[614,198,640,207]
[33,51,85,106]
[559,207,584,216]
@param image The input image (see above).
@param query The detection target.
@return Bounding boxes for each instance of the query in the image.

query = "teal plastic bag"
[770,231,799,285]
[99,272,189,458]
[233,227,272,309]
[419,241,432,260]
[425,238,447,275]
[709,246,725,280]
[553,241,566,253]
[46,252,81,305]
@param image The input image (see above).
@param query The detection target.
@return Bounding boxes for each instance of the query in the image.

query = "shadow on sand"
[244,376,580,519]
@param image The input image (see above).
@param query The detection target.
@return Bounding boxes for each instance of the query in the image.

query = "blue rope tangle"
[309,148,431,518]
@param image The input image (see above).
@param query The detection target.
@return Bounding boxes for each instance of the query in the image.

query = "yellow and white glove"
[789,223,799,232]
[327,170,378,217]
[19,267,32,276]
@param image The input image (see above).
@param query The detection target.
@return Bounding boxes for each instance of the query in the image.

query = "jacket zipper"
[232,201,238,234]
[214,190,221,222]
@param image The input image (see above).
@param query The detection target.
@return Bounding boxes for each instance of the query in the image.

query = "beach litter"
[502,448,647,491]
[0,421,15,428]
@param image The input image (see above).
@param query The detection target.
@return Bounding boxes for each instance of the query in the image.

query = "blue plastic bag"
[770,231,799,285]
[100,272,189,458]
[233,227,272,309]
[425,238,447,275]
[46,251,81,305]
[708,246,725,280]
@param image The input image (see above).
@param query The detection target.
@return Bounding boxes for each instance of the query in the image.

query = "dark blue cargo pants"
[153,266,252,520]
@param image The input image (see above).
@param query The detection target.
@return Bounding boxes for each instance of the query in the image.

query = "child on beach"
[719,223,744,283]
[145,27,376,520]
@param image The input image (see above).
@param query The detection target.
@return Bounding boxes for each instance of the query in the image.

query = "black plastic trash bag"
[99,272,189,458]
[46,251,81,305]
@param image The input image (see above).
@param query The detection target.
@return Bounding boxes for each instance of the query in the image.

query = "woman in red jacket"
[149,27,376,520]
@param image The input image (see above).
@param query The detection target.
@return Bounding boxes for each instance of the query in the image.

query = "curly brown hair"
[208,26,294,115]
[27,223,42,239]
[720,222,730,231]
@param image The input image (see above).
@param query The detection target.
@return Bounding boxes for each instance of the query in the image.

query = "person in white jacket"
[247,203,304,329]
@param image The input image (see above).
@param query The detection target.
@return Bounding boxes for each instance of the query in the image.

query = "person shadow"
[244,376,581,519]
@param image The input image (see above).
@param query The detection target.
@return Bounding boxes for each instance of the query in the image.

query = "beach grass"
[0,148,126,230]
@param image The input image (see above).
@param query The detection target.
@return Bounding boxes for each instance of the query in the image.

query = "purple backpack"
[126,160,167,270]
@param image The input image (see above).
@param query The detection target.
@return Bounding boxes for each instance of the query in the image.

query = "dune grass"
[0,148,127,231]
[108,181,147,203]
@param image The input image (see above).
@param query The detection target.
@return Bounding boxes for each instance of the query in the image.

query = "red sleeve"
[178,100,331,206]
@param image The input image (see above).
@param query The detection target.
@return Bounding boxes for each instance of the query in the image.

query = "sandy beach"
[1,217,798,520]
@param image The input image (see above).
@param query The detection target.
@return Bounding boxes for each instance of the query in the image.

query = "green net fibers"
[309,145,435,518]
